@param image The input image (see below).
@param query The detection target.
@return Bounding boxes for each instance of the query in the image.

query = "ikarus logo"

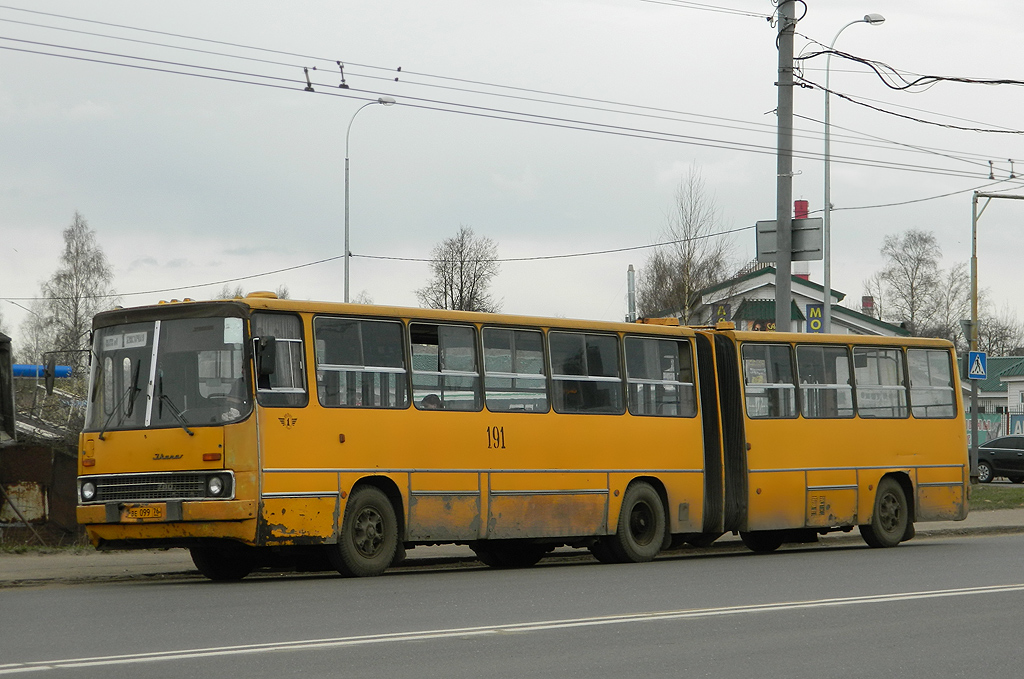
[279,414,299,429]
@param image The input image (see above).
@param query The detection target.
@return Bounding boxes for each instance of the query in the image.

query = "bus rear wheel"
[472,541,548,569]
[190,541,256,581]
[610,482,666,563]
[860,477,908,548]
[331,486,398,577]
[740,530,784,553]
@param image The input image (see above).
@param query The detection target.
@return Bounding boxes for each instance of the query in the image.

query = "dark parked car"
[977,435,1024,483]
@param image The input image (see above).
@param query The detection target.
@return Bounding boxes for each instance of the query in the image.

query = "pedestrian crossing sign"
[968,351,987,380]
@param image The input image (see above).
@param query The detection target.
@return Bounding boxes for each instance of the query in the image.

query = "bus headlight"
[81,481,97,502]
[207,475,225,497]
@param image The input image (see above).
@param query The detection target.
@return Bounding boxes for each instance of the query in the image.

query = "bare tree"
[918,262,971,349]
[637,166,732,321]
[351,290,374,305]
[24,212,117,372]
[978,303,1024,356]
[416,226,501,313]
[877,229,942,335]
[216,284,245,299]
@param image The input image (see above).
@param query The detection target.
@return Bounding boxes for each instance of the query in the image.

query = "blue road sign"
[968,351,987,380]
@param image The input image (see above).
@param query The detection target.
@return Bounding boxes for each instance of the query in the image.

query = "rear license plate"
[122,504,164,521]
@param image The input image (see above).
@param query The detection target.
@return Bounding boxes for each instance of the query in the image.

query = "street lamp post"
[823,13,884,332]
[344,96,396,303]
[969,191,1024,479]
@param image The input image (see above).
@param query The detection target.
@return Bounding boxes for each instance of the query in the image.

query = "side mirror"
[257,337,277,377]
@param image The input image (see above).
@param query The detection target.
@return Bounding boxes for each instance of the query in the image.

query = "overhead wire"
[2,5,1018,172]
[2,5,1023,301]
[0,7,1017,177]
[0,35,1005,183]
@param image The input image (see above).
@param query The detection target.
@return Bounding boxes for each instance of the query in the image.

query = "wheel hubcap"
[629,501,656,546]
[353,507,385,557]
[878,492,901,533]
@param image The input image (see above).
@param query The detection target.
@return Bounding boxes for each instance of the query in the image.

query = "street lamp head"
[863,13,885,25]
[377,96,397,106]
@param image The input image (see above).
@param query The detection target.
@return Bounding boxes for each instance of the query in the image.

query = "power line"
[355,224,757,264]
[4,5,1016,174]
[636,0,769,19]
[0,226,756,302]
[2,8,1016,181]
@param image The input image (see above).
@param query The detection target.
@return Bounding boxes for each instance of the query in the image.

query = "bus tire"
[976,461,993,484]
[190,541,256,581]
[472,541,548,569]
[331,486,398,577]
[740,530,783,553]
[610,481,666,563]
[589,538,620,564]
[859,477,908,548]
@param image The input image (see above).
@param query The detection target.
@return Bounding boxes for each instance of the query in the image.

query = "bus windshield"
[86,316,251,433]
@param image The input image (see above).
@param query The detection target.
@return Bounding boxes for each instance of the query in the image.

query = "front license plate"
[122,504,164,521]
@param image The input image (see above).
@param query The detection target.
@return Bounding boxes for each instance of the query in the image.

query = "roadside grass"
[971,483,1024,510]
[0,543,92,555]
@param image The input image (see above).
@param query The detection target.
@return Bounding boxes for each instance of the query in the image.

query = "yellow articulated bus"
[76,294,968,580]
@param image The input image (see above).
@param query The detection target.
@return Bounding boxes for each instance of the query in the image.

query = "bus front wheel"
[859,478,908,548]
[610,482,666,563]
[331,486,398,577]
[190,541,256,581]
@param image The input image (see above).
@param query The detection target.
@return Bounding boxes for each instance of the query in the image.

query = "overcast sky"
[1,0,1022,344]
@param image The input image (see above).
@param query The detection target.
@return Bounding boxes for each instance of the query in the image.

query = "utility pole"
[774,1,797,332]
[969,191,1024,479]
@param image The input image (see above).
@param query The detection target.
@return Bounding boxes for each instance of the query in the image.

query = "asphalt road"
[3,532,1024,678]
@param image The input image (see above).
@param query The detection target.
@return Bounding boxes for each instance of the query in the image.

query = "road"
[2,533,1022,678]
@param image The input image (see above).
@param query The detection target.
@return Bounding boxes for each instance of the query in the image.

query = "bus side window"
[410,323,481,411]
[549,331,623,415]
[853,347,907,418]
[313,317,408,409]
[624,337,696,417]
[908,348,956,418]
[482,328,548,413]
[741,343,796,418]
[252,313,308,408]
[796,345,853,418]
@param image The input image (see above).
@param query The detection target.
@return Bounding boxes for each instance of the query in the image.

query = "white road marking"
[4,583,1024,674]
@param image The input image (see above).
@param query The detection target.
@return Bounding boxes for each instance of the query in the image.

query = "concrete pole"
[774,1,796,333]
[970,193,981,480]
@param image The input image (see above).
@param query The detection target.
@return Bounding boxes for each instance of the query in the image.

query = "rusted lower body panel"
[915,466,967,521]
[487,493,607,539]
[408,493,481,541]
[260,497,338,544]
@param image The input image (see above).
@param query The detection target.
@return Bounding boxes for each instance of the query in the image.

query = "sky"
[1,0,1023,347]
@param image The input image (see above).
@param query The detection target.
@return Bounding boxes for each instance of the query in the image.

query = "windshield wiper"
[158,373,194,436]
[98,360,143,441]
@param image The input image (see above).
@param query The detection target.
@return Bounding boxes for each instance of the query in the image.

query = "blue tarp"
[12,364,73,378]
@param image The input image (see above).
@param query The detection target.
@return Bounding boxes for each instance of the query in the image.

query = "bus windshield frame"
[85,313,253,434]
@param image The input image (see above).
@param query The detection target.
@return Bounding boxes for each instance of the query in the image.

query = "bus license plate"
[122,504,164,521]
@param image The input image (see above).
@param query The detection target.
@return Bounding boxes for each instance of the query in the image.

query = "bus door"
[251,312,333,544]
[693,331,749,534]
[711,333,748,532]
